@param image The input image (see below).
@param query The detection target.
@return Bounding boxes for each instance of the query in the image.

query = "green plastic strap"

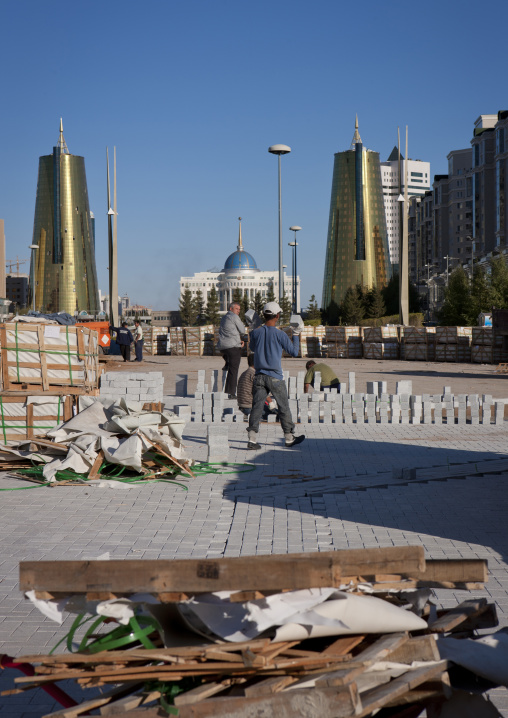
[66,326,73,386]
[15,323,20,382]
[0,397,6,445]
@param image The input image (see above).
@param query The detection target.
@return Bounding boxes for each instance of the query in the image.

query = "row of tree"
[178,275,422,328]
[179,286,294,326]
[321,275,421,325]
[439,256,508,326]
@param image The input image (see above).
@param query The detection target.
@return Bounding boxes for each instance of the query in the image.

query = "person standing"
[133,320,144,362]
[110,322,134,362]
[247,302,304,450]
[217,302,247,399]
[304,360,340,392]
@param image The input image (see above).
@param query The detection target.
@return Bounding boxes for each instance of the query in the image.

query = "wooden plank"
[26,403,34,439]
[352,633,409,665]
[173,680,232,706]
[88,450,105,481]
[428,598,488,633]
[0,325,11,390]
[356,661,449,717]
[243,675,297,697]
[423,559,488,585]
[19,546,424,595]
[40,682,143,718]
[386,635,440,664]
[37,324,50,391]
[175,684,359,718]
[322,635,366,656]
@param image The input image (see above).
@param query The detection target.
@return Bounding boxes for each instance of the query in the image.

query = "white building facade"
[180,221,301,313]
[381,150,431,268]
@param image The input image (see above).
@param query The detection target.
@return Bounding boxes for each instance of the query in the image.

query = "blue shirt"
[249,325,299,380]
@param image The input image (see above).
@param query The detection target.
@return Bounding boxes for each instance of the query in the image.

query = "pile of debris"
[2,546,508,716]
[0,396,194,487]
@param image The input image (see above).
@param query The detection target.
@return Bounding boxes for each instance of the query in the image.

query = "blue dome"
[224,249,258,272]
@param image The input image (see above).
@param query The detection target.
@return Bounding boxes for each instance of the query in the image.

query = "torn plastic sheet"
[176,589,428,643]
[438,629,508,687]
[6,397,191,482]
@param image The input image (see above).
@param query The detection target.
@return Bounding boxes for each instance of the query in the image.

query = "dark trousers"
[120,344,131,362]
[135,339,143,361]
[221,347,242,396]
[248,374,295,435]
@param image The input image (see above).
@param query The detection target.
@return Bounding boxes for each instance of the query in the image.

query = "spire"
[57,118,69,154]
[350,114,362,148]
[237,217,243,251]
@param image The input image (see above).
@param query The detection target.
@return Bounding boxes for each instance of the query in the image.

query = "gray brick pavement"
[1,416,508,714]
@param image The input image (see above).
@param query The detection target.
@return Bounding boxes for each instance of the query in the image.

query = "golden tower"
[29,120,100,314]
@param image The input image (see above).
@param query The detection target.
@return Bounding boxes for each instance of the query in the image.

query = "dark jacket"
[110,326,134,346]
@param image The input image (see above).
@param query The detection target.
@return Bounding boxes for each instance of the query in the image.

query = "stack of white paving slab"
[170,371,507,426]
[99,371,164,404]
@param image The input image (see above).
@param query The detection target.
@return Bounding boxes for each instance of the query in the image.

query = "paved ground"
[1,355,508,715]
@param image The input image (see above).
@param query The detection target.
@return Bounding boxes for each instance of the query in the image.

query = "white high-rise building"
[381,149,431,268]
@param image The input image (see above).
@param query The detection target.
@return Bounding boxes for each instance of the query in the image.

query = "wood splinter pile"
[2,546,505,718]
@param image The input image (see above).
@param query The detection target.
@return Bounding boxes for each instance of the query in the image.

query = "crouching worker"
[237,354,255,420]
[247,302,304,450]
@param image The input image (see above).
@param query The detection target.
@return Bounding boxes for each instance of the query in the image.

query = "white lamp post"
[28,244,39,311]
[268,144,291,300]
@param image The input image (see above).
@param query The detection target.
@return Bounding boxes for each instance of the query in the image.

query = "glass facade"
[29,146,99,313]
[322,147,391,308]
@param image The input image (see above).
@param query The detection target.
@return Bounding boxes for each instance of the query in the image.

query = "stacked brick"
[100,371,164,403]
[434,327,472,363]
[169,327,186,356]
[363,326,399,360]
[142,326,169,356]
[401,327,427,361]
[472,327,494,363]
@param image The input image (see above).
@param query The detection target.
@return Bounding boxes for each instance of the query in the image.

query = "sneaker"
[285,435,305,448]
[247,441,262,450]
[228,394,237,400]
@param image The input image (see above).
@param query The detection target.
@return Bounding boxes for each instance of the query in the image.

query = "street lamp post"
[443,255,458,286]
[268,144,291,301]
[288,225,301,313]
[28,244,39,311]
[423,263,435,320]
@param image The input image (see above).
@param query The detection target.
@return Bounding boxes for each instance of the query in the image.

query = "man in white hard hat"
[246,302,304,450]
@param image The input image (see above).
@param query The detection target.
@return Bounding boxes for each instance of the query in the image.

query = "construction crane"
[6,257,29,274]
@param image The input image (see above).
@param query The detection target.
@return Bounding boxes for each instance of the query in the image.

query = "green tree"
[253,291,264,316]
[438,267,473,326]
[241,291,250,322]
[381,273,421,315]
[321,300,340,326]
[179,289,198,326]
[306,294,322,322]
[367,285,386,319]
[204,286,221,326]
[490,255,508,308]
[280,295,292,324]
[341,286,365,325]
[470,265,496,320]
[193,289,206,325]
[265,284,276,303]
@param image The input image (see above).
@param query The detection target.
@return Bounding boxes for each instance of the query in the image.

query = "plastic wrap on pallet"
[363,342,383,359]
[472,345,493,364]
[401,342,427,361]
[472,327,493,346]
[0,394,74,445]
[0,323,99,391]
[402,326,426,343]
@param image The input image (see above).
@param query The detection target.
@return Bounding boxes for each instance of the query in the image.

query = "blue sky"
[0,0,506,310]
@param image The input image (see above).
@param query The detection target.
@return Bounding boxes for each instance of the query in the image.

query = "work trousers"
[120,344,131,362]
[248,374,295,436]
[221,347,242,396]
[135,339,143,361]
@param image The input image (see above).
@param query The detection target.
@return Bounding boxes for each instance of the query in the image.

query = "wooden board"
[174,684,359,718]
[19,546,425,595]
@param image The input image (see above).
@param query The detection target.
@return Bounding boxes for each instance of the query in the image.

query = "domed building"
[180,219,300,313]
